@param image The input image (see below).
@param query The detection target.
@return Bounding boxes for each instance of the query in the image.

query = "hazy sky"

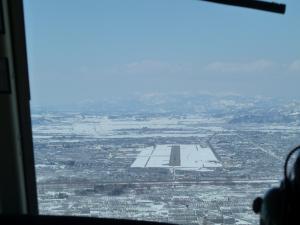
[24,0,300,106]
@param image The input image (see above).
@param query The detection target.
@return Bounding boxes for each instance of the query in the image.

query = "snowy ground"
[131,144,222,171]
[32,114,222,139]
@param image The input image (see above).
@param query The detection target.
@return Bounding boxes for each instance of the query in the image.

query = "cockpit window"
[24,0,300,224]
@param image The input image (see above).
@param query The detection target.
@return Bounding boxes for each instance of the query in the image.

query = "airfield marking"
[131,144,222,170]
[144,146,156,167]
[169,145,181,166]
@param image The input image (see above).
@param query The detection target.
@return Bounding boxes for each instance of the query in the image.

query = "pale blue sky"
[24,0,300,106]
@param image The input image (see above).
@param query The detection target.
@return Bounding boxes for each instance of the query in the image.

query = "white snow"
[131,144,222,171]
[32,114,222,139]
[180,144,221,168]
[131,157,149,168]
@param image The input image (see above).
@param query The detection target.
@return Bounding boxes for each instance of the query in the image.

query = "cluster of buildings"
[32,112,300,224]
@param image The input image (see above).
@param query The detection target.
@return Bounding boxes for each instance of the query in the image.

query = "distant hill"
[31,93,300,124]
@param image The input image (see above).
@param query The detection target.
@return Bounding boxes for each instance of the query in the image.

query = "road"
[40,179,279,186]
[169,145,181,166]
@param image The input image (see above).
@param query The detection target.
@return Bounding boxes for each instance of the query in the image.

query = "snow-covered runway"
[131,144,222,171]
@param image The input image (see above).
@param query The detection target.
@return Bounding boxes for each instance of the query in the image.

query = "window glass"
[24,1,300,224]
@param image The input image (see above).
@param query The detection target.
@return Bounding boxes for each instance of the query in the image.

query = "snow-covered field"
[131,144,222,171]
[32,114,223,139]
